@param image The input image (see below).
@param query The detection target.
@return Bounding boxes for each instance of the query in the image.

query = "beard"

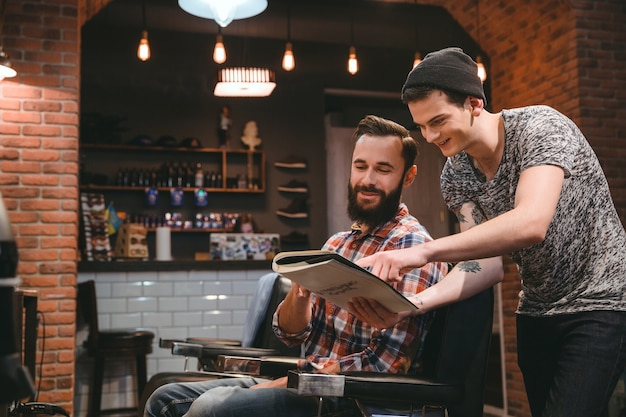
[347,178,403,228]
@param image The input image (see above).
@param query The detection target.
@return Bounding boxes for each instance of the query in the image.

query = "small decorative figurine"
[241,120,262,151]
[217,105,232,148]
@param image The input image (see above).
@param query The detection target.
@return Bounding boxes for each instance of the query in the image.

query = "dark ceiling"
[86,0,483,59]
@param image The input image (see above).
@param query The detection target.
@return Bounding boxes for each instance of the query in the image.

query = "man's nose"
[422,127,440,143]
[361,168,377,185]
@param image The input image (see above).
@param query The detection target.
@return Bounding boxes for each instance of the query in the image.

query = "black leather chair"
[76,280,155,417]
[286,288,495,417]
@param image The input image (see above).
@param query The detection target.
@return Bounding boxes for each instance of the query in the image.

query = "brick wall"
[1,0,624,415]
[0,0,80,411]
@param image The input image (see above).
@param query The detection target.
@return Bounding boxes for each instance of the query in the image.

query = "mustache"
[353,185,384,195]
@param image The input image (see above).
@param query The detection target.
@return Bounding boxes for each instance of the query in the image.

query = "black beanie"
[401,47,486,104]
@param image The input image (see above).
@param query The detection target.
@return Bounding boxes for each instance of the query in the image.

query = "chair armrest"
[217,355,300,377]
[161,337,242,350]
[160,338,185,349]
[287,370,464,405]
[171,342,204,358]
[199,346,282,361]
[287,370,346,396]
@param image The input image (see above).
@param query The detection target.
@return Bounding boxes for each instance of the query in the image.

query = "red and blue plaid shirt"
[273,204,447,374]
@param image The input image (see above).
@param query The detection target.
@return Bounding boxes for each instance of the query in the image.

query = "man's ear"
[468,96,484,115]
[403,165,417,187]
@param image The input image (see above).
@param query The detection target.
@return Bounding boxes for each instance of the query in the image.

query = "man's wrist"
[411,295,425,315]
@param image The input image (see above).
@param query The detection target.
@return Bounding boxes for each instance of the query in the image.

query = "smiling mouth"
[438,138,450,146]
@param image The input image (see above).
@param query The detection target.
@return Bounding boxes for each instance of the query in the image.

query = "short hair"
[401,85,467,108]
[352,115,418,174]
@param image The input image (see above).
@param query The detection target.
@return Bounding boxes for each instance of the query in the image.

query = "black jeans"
[517,310,626,417]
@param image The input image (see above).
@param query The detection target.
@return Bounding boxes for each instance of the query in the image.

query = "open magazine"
[272,250,419,313]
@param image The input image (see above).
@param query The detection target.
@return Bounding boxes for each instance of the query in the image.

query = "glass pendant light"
[0,0,16,79]
[411,1,421,69]
[281,6,294,71]
[0,48,16,80]
[213,28,226,64]
[137,0,150,61]
[347,19,358,75]
[475,0,487,82]
[476,55,487,82]
[282,42,294,71]
[348,46,358,75]
[413,51,422,68]
[179,0,268,28]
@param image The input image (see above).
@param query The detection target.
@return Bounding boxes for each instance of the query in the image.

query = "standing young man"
[353,47,626,417]
[144,115,447,417]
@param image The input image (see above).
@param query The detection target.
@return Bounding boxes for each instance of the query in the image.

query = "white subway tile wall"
[74,268,268,417]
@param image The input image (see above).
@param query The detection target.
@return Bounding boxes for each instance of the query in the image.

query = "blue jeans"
[143,376,359,417]
[517,310,626,417]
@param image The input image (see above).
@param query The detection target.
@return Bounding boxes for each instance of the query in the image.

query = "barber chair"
[286,288,495,417]
[214,288,494,417]
[137,272,301,416]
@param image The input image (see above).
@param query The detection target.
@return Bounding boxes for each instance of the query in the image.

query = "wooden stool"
[77,280,155,417]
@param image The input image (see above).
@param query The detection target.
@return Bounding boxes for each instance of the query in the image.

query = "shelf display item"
[276,197,309,219]
[80,193,113,261]
[273,155,307,169]
[114,223,148,259]
[277,180,308,193]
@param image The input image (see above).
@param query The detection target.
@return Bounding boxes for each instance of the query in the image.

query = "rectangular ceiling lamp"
[214,67,276,97]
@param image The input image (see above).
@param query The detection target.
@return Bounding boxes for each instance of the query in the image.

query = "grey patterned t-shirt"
[441,105,626,316]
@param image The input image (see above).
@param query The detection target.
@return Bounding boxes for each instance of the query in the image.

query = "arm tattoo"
[471,206,485,225]
[454,209,466,224]
[458,261,481,273]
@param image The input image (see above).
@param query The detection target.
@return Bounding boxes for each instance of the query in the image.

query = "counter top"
[78,259,272,273]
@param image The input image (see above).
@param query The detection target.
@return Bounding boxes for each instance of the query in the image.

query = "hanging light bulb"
[476,55,487,82]
[282,42,295,71]
[281,6,295,71]
[413,51,422,68]
[411,0,421,70]
[475,0,487,83]
[213,32,226,64]
[347,18,358,75]
[137,0,150,61]
[348,46,358,75]
[137,30,151,61]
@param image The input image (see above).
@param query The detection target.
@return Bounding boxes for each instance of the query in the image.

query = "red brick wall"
[1,0,624,415]
[0,0,80,410]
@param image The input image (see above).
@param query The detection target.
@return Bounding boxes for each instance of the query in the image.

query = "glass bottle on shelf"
[195,163,204,188]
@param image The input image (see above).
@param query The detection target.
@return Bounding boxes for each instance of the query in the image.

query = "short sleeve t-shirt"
[441,105,626,316]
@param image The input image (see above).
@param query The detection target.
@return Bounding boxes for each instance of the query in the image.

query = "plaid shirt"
[273,204,447,374]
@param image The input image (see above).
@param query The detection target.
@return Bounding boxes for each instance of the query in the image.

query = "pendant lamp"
[475,0,487,82]
[136,0,151,61]
[213,27,226,64]
[214,67,276,97]
[281,6,295,71]
[0,0,16,80]
[178,0,268,28]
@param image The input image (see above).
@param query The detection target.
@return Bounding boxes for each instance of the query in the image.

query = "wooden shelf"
[79,185,264,193]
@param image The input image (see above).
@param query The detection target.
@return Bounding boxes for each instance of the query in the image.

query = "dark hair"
[233,213,259,233]
[352,115,418,174]
[401,85,468,107]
